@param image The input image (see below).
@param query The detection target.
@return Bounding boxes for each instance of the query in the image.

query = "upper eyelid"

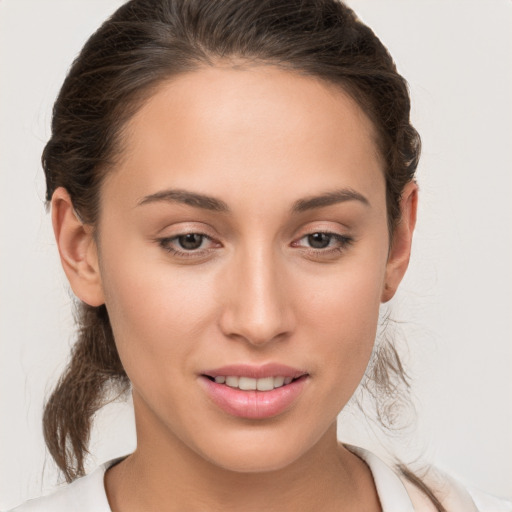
[154,220,219,236]
[291,219,351,235]
[153,216,350,236]
[293,227,351,241]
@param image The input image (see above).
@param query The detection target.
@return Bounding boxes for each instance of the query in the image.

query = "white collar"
[346,445,415,512]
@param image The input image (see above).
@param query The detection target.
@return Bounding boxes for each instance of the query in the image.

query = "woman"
[2,0,511,511]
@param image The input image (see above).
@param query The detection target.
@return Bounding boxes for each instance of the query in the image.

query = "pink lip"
[198,364,309,420]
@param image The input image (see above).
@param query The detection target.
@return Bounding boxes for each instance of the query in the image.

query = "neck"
[105,400,380,512]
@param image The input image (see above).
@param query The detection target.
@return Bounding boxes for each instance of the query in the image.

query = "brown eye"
[307,233,332,249]
[178,234,205,250]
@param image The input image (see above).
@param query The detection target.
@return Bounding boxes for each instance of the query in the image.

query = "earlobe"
[381,181,418,303]
[52,187,105,307]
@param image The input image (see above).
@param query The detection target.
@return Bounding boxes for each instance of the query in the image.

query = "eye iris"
[178,234,203,250]
[308,233,331,249]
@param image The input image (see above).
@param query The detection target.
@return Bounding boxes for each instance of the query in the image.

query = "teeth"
[238,377,257,390]
[257,376,275,391]
[215,375,293,391]
[273,376,285,388]
[225,376,239,387]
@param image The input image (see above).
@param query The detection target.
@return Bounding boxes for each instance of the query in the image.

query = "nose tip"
[221,306,291,347]
[218,256,295,347]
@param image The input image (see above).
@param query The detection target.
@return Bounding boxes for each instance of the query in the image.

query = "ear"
[381,181,418,303]
[51,187,105,307]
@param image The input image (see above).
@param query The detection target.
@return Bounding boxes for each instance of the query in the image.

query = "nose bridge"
[220,242,294,345]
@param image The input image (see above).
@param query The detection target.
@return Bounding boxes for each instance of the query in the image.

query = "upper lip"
[201,363,308,379]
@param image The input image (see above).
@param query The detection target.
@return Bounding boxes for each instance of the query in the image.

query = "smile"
[207,375,294,391]
[199,364,309,419]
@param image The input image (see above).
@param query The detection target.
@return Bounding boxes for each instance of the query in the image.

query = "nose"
[218,246,296,347]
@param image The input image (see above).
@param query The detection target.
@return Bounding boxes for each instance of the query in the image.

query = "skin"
[52,65,417,512]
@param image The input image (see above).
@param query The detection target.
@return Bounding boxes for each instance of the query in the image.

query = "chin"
[205,446,301,474]
[191,424,323,474]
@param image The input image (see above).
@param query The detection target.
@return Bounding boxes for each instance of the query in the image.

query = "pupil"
[179,234,203,250]
[308,233,330,249]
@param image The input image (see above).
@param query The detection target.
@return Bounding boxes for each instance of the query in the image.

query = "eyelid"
[153,219,219,237]
[291,221,352,242]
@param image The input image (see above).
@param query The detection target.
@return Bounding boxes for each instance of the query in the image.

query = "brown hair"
[42,0,433,504]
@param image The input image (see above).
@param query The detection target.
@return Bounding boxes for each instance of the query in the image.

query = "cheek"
[300,257,386,387]
[98,245,219,382]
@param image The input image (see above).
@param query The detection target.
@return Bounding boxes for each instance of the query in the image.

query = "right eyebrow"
[291,188,370,213]
[137,189,230,212]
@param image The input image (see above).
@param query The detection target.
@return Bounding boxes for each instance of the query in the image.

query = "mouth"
[202,375,301,391]
[199,364,309,419]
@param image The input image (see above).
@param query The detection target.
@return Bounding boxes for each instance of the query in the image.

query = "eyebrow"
[138,189,230,212]
[137,187,369,213]
[291,188,370,212]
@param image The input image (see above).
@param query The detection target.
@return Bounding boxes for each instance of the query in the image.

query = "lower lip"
[199,376,308,419]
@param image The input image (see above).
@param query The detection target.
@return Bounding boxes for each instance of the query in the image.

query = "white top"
[7,447,512,512]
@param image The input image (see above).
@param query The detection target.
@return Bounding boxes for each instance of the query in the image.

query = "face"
[77,65,410,472]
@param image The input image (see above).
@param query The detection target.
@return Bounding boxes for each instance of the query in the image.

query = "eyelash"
[156,231,353,259]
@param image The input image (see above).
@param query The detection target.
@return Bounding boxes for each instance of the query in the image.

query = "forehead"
[106,65,385,211]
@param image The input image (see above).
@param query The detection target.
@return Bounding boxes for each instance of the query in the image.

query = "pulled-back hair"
[42,0,428,501]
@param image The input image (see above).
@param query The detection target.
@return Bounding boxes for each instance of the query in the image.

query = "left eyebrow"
[291,188,370,213]
[137,189,230,212]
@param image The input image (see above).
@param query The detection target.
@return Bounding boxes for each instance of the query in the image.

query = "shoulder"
[5,461,115,512]
[400,464,512,512]
[347,444,512,512]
